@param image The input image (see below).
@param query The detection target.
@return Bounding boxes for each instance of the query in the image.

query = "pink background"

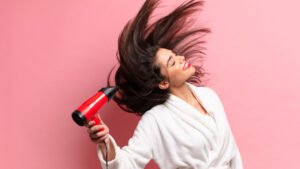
[1,0,299,169]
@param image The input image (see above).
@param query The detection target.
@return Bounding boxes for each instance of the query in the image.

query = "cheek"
[158,65,168,78]
[191,66,196,75]
[169,66,196,82]
[168,69,184,81]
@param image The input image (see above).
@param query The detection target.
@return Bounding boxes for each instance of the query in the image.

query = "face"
[155,48,196,89]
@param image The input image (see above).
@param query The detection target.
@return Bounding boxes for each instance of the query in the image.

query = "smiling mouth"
[183,62,191,70]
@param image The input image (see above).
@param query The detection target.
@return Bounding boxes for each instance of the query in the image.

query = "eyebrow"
[166,55,173,67]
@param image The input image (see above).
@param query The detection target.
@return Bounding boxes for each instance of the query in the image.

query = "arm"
[96,113,156,169]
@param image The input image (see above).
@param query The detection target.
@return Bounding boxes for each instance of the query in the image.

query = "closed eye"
[172,53,178,66]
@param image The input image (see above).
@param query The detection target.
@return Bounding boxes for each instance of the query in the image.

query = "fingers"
[89,129,109,139]
[90,130,109,143]
[85,120,110,144]
[87,125,106,134]
[87,120,95,128]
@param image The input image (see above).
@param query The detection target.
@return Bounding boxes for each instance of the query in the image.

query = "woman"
[86,0,243,168]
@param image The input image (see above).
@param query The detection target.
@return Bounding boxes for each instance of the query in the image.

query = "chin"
[184,69,196,82]
[189,66,196,76]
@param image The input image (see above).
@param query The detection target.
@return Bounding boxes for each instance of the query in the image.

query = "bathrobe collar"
[165,82,219,135]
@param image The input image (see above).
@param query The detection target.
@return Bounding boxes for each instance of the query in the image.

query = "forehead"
[155,48,173,66]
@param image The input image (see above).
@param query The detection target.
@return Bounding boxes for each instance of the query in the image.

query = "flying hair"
[107,0,211,115]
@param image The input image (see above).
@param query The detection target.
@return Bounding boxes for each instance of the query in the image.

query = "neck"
[170,83,196,104]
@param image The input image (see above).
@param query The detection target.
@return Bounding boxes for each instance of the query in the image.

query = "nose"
[178,55,185,63]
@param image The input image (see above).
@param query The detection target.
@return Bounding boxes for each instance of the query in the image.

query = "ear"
[158,80,170,90]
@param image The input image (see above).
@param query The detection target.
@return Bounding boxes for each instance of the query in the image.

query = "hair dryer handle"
[89,115,104,132]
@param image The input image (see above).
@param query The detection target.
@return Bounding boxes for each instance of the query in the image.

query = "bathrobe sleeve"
[96,113,156,169]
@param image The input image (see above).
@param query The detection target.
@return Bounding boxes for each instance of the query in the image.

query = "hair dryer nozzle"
[99,86,118,100]
[72,110,87,126]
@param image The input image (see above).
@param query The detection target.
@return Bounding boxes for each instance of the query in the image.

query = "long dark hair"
[108,0,211,116]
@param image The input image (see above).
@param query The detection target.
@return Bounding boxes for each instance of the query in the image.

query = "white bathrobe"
[97,83,243,169]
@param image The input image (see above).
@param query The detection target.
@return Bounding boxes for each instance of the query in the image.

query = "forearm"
[98,137,116,161]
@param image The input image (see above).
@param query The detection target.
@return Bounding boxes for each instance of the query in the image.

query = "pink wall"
[1,0,299,169]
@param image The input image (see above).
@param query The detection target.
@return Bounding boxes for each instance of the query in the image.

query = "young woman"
[86,0,243,168]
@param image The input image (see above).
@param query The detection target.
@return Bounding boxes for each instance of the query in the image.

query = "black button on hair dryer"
[71,86,118,129]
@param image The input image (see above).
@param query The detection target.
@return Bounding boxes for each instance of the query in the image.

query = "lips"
[183,62,190,70]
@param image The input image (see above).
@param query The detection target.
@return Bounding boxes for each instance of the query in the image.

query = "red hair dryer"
[71,86,118,127]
